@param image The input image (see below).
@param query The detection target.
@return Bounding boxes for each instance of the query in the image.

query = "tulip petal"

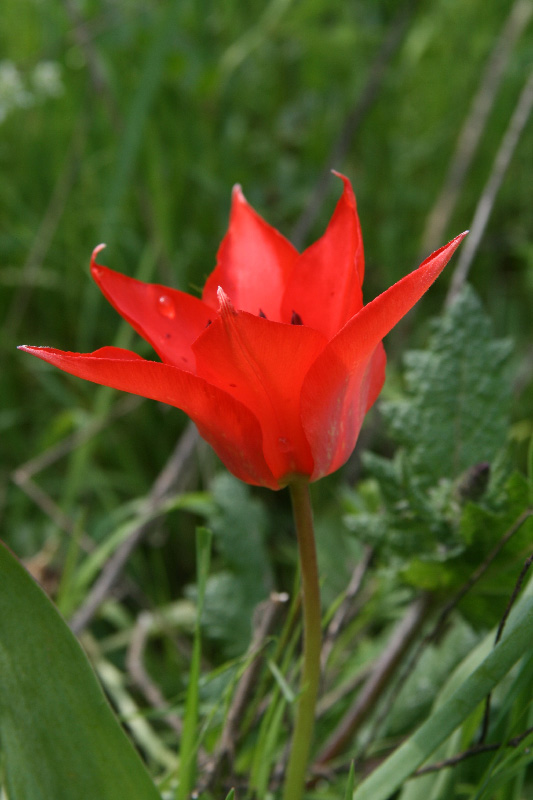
[90,248,214,371]
[192,302,328,483]
[19,345,278,488]
[202,187,298,321]
[301,233,467,478]
[302,343,386,481]
[282,173,364,337]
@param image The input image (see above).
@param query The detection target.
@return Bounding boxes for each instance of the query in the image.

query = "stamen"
[291,310,303,326]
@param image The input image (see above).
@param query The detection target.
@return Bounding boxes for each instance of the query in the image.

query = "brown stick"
[321,546,374,670]
[69,423,199,634]
[415,724,533,776]
[420,0,532,257]
[315,592,434,765]
[446,67,533,306]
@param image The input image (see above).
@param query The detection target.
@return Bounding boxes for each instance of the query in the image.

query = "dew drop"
[92,265,104,279]
[158,294,176,319]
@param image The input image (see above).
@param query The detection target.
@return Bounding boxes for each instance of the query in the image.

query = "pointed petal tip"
[231,183,245,202]
[216,285,236,315]
[330,170,357,209]
[91,243,107,260]
[90,243,107,279]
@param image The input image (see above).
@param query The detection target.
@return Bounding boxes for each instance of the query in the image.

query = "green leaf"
[383,285,513,487]
[344,762,356,799]
[0,541,161,800]
[200,475,273,657]
[352,584,533,800]
[177,527,212,800]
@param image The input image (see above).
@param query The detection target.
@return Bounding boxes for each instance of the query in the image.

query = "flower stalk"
[283,481,322,800]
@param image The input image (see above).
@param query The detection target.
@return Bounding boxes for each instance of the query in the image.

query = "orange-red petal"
[301,232,467,478]
[192,297,328,483]
[90,247,213,371]
[281,173,364,336]
[202,187,298,321]
[19,345,278,488]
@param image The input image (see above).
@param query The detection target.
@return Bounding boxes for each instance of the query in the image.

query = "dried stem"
[365,509,533,749]
[446,67,533,306]
[126,611,183,736]
[420,0,532,256]
[479,548,533,742]
[69,423,199,634]
[315,592,434,766]
[415,724,533,776]
[201,592,289,792]
[321,546,373,671]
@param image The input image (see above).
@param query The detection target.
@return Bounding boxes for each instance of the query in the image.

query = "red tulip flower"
[20,175,466,490]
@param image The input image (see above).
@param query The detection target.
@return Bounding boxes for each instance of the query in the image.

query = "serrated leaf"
[199,475,273,656]
[0,541,161,800]
[382,285,513,487]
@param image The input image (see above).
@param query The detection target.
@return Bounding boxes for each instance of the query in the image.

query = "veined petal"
[302,343,386,480]
[19,345,277,488]
[91,247,213,371]
[202,187,298,321]
[301,232,467,478]
[192,300,328,483]
[282,173,364,337]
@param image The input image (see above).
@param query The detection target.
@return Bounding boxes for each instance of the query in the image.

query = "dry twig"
[201,592,289,792]
[446,67,533,306]
[321,547,374,671]
[126,611,183,736]
[420,0,532,256]
[69,423,199,634]
[315,592,434,766]
[415,724,533,776]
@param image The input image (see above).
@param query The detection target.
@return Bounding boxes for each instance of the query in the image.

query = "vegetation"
[2,1,533,797]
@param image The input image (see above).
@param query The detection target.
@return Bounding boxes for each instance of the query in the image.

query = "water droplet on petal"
[92,265,104,279]
[158,294,175,319]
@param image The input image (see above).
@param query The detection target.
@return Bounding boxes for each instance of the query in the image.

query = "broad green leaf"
[0,541,161,800]
[383,285,513,487]
[352,586,533,800]
[200,475,273,657]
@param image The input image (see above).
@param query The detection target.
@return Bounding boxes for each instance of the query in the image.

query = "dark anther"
[206,319,212,327]
[291,310,303,326]
[259,308,267,318]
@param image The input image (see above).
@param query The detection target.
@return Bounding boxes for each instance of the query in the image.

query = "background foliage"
[2,0,533,798]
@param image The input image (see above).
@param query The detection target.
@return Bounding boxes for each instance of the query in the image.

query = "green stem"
[282,481,321,800]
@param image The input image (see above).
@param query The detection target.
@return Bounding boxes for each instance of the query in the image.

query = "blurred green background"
[2,0,533,573]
